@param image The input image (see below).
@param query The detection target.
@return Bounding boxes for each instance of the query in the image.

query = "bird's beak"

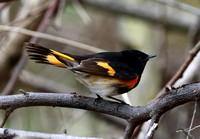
[148,54,156,59]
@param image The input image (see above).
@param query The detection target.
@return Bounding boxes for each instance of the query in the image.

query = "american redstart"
[24,42,156,103]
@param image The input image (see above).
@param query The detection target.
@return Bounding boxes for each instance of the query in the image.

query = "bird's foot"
[94,94,103,105]
[107,96,129,105]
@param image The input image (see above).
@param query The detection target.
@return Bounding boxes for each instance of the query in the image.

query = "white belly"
[75,73,120,96]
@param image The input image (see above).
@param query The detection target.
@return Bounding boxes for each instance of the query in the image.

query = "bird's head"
[121,49,156,74]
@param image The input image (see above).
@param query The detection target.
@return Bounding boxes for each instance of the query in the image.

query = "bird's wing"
[72,58,115,76]
[72,58,138,80]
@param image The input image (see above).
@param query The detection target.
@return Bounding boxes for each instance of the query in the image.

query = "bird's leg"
[107,96,127,105]
[94,94,103,105]
[96,94,103,100]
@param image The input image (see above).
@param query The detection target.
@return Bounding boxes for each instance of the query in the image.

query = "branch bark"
[0,128,100,139]
[0,82,200,138]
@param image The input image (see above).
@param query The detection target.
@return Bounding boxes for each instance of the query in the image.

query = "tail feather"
[29,55,50,64]
[24,42,77,68]
[26,43,51,55]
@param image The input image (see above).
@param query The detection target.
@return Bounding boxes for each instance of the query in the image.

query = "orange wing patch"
[96,61,116,76]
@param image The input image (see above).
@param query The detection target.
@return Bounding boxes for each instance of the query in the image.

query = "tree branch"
[132,40,200,138]
[0,82,199,138]
[124,121,137,139]
[145,120,159,139]
[0,109,13,128]
[157,0,200,16]
[0,1,48,75]
[0,3,8,12]
[157,41,200,98]
[81,0,197,30]
[0,128,100,139]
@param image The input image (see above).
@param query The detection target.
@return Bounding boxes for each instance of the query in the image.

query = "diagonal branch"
[0,109,14,128]
[0,25,105,53]
[132,40,200,138]
[157,41,200,98]
[124,121,138,139]
[145,119,159,139]
[1,0,60,96]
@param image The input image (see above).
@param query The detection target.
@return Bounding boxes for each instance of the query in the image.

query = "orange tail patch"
[24,42,76,68]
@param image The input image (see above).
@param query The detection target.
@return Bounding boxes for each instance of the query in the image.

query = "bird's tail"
[24,42,78,68]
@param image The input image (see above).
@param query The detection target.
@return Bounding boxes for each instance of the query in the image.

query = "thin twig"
[176,128,195,139]
[0,3,8,12]
[1,1,59,128]
[81,0,196,30]
[124,121,137,139]
[0,109,13,128]
[1,0,59,96]
[157,0,200,16]
[72,0,91,24]
[30,0,59,43]
[132,124,143,138]
[176,125,200,133]
[183,129,195,139]
[186,101,197,139]
[157,41,200,98]
[145,115,160,139]
[1,53,27,95]
[145,123,159,139]
[54,0,68,27]
[0,25,105,53]
[189,125,200,132]
[9,1,50,26]
[0,0,16,2]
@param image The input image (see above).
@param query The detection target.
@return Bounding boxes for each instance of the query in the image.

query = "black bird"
[25,43,156,102]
